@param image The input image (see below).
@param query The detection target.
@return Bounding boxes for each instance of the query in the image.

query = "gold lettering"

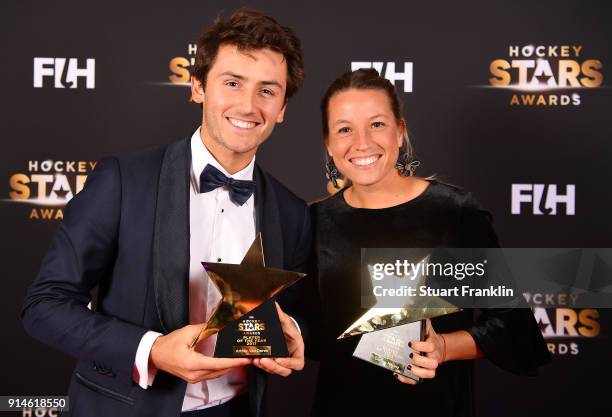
[560,46,570,57]
[489,59,511,85]
[578,309,600,337]
[169,57,191,84]
[522,94,536,105]
[558,60,581,87]
[30,174,53,198]
[76,175,88,194]
[512,60,535,85]
[556,308,578,336]
[9,173,30,199]
[580,59,603,87]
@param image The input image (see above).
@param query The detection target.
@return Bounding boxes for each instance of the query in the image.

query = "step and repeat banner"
[2,1,611,416]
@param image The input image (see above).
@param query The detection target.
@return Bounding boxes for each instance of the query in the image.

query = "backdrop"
[2,1,611,416]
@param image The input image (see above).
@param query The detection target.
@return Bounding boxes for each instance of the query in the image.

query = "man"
[22,9,311,417]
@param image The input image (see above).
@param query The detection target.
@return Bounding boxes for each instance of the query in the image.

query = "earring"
[395,151,420,177]
[325,157,341,189]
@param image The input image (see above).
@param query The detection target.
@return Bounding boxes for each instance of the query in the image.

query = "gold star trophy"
[191,233,306,357]
[342,253,461,380]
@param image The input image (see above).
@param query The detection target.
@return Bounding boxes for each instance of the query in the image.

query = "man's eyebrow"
[218,71,246,80]
[260,80,283,89]
[218,71,283,89]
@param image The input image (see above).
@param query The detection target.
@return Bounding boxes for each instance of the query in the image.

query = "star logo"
[535,74,551,86]
[54,186,70,199]
[538,320,551,333]
[191,233,305,347]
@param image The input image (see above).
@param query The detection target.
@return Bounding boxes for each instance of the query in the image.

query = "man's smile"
[226,117,260,130]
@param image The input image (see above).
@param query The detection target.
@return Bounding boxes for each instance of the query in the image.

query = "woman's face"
[326,88,404,188]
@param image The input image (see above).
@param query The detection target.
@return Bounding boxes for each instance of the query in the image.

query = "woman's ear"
[324,136,332,157]
[398,118,407,148]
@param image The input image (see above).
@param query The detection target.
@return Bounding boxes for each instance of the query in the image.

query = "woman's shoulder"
[309,188,346,212]
[429,180,498,245]
[424,179,482,211]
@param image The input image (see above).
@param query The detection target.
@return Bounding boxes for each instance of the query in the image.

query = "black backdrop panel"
[2,1,611,415]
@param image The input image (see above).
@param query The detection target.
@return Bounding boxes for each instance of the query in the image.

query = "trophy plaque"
[353,321,424,381]
[214,298,288,357]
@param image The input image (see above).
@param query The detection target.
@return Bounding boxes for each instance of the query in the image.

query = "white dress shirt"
[134,127,255,412]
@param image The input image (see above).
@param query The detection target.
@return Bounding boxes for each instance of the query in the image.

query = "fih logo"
[166,44,196,86]
[33,58,96,89]
[351,62,413,92]
[525,293,600,356]
[486,45,603,106]
[3,160,96,220]
[511,184,575,215]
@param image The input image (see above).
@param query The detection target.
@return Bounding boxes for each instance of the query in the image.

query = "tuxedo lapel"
[251,163,284,417]
[254,164,284,269]
[153,138,191,333]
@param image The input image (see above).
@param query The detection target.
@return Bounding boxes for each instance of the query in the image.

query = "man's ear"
[191,77,205,104]
[276,102,288,123]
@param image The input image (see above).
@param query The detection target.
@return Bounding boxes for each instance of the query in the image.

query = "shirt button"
[217,258,222,262]
[221,209,224,213]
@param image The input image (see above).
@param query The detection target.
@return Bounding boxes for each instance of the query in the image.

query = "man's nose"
[235,88,257,115]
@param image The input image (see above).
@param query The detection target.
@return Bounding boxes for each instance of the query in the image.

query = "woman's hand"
[395,319,446,385]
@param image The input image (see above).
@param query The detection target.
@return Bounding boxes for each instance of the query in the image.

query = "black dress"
[309,180,550,417]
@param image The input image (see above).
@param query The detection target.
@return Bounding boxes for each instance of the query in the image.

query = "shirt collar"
[190,127,256,189]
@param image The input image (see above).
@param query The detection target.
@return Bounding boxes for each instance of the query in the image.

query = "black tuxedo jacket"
[22,138,313,417]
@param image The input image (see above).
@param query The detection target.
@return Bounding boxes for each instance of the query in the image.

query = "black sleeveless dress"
[309,180,550,417]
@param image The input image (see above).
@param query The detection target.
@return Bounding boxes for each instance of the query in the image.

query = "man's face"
[191,44,288,160]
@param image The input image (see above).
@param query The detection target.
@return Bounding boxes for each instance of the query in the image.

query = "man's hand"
[253,302,305,377]
[150,324,252,384]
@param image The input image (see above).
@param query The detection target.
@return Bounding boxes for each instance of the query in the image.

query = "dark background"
[2,1,611,416]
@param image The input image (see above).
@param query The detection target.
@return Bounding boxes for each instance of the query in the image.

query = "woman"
[310,69,550,416]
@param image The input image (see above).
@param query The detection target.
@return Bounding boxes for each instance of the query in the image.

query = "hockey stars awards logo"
[166,44,196,86]
[487,45,603,106]
[4,160,96,220]
[527,293,600,356]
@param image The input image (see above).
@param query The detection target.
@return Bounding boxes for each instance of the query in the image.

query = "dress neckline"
[337,179,436,211]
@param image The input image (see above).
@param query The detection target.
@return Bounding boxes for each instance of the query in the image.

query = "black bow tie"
[199,164,255,206]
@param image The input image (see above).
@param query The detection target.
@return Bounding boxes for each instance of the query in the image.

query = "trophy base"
[214,299,289,357]
[352,320,424,381]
